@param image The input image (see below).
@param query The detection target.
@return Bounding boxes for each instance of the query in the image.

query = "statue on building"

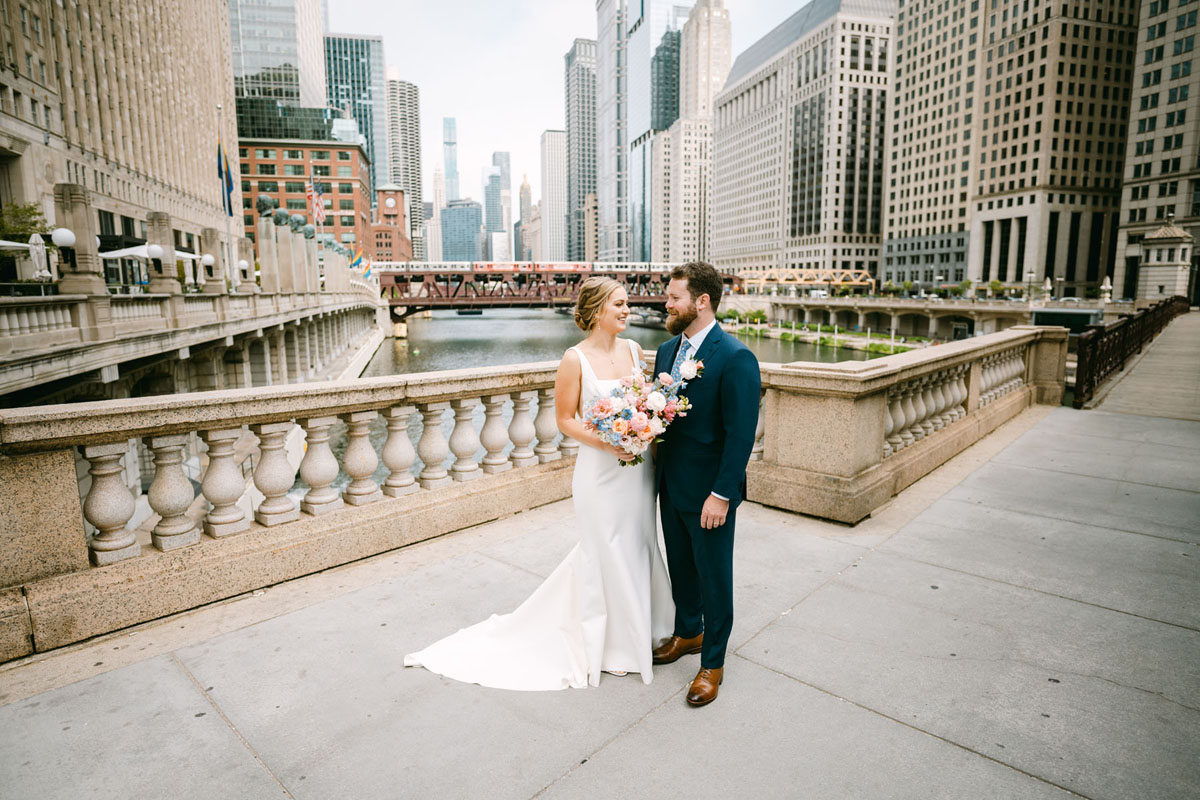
[272,209,290,227]
[289,214,306,233]
[256,194,276,217]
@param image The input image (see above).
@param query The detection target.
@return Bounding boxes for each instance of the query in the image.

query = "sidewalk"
[1,406,1197,798]
[1093,309,1200,420]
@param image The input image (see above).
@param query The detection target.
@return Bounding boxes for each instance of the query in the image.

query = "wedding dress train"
[403,340,675,689]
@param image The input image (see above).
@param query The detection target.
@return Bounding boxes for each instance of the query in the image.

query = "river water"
[296,310,879,494]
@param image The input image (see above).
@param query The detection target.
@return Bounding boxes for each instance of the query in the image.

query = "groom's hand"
[700,495,729,530]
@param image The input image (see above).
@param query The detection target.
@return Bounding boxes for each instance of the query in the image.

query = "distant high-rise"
[541,130,568,261]
[515,175,534,260]
[566,39,598,261]
[484,166,504,258]
[652,0,730,263]
[493,152,513,258]
[596,0,630,261]
[230,0,327,107]
[443,118,460,201]
[442,199,483,261]
[325,34,387,201]
[385,70,424,260]
[713,0,893,274]
[627,1,691,262]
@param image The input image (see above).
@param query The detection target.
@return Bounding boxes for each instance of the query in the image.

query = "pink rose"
[658,372,674,386]
[629,411,649,432]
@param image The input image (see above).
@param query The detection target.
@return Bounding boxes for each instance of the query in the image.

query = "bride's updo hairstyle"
[574,276,623,331]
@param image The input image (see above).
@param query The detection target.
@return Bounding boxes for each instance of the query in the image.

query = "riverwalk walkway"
[1,318,1197,800]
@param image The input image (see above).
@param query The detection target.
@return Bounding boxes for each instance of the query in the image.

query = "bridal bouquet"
[582,362,698,467]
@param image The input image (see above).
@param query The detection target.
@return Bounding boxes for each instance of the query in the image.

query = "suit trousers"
[659,482,735,670]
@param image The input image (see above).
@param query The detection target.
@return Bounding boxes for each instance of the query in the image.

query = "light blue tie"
[669,339,692,382]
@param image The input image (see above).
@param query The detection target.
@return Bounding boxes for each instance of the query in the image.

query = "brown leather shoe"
[686,667,723,707]
[652,633,704,665]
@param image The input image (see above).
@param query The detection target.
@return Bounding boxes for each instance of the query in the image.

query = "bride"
[404,277,675,689]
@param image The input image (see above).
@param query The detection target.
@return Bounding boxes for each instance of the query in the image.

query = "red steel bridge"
[375,261,717,318]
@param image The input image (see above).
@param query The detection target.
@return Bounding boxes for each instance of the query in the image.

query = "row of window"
[239,148,353,161]
[241,163,356,178]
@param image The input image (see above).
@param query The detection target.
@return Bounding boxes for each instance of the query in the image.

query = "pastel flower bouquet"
[582,358,703,467]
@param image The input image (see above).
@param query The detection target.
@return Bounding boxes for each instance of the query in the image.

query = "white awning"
[98,245,203,261]
[0,239,31,250]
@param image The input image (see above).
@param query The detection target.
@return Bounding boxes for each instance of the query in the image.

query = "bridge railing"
[0,325,1069,661]
[1072,296,1189,408]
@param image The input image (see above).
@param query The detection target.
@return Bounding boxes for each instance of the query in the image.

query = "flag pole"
[218,103,236,292]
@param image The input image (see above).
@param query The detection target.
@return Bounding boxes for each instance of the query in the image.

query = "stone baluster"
[982,354,999,405]
[81,443,141,565]
[251,422,300,525]
[508,391,538,467]
[928,372,947,432]
[898,383,917,449]
[751,395,765,461]
[558,434,580,458]
[417,402,452,489]
[919,376,937,437]
[480,395,513,474]
[908,379,927,441]
[144,434,200,551]
[886,388,906,455]
[937,369,956,428]
[533,389,561,463]
[949,365,966,420]
[299,416,343,515]
[381,406,419,496]
[200,428,250,537]
[341,411,383,504]
[882,388,895,458]
[448,399,483,480]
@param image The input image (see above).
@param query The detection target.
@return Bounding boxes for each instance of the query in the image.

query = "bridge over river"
[0,313,1196,799]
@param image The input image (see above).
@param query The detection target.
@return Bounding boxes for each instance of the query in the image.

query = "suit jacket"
[655,323,761,513]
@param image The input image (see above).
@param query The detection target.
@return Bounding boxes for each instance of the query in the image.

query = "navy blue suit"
[655,324,760,669]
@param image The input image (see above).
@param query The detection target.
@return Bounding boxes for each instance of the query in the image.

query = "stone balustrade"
[0,297,86,355]
[750,325,1066,523]
[0,325,1068,662]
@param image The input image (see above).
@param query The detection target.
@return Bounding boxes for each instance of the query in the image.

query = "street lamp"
[200,253,215,285]
[147,243,164,278]
[51,227,77,271]
[935,274,945,297]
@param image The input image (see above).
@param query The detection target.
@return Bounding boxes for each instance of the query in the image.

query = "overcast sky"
[329,0,800,214]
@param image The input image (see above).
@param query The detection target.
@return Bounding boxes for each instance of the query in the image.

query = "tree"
[988,279,1004,297]
[902,280,914,297]
[0,203,52,241]
[882,280,898,295]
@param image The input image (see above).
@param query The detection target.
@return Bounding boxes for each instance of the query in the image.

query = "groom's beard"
[666,304,697,335]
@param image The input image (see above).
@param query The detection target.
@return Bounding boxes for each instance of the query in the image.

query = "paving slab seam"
[476,549,557,581]
[168,652,299,800]
[529,681,693,799]
[982,457,1200,496]
[738,652,1095,800]
[870,547,1200,635]
[946,499,1200,548]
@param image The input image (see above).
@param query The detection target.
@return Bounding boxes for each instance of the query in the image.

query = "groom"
[653,261,760,707]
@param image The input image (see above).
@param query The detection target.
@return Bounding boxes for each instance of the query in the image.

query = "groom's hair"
[670,262,723,312]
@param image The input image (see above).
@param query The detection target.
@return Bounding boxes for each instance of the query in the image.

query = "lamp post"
[200,253,215,287]
[147,243,164,280]
[935,274,945,298]
[51,227,77,272]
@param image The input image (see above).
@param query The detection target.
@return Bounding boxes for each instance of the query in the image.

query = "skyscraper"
[493,152,513,258]
[229,0,327,107]
[484,166,504,258]
[541,130,568,261]
[712,0,893,274]
[516,174,534,260]
[596,0,630,261]
[627,1,692,262]
[652,0,730,263]
[1115,0,1199,299]
[385,70,424,260]
[325,34,387,199]
[443,118,460,201]
[566,39,598,261]
[442,199,483,261]
[424,165,446,261]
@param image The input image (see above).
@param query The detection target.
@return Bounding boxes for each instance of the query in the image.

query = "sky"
[330,0,801,215]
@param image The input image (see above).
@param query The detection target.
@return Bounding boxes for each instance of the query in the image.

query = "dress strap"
[571,345,597,380]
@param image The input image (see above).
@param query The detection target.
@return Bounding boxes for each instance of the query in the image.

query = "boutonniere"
[679,359,704,382]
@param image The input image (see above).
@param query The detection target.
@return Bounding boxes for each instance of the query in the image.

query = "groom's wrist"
[710,491,728,502]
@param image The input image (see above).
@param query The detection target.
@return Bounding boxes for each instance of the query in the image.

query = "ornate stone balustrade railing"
[0,296,86,354]
[0,326,1067,662]
[750,325,1066,523]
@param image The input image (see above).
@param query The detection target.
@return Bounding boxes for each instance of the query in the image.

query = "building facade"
[596,0,630,260]
[493,151,512,258]
[566,39,598,261]
[1115,0,1200,299]
[385,71,424,260]
[442,198,482,261]
[541,130,568,261]
[230,0,326,107]
[712,0,894,275]
[0,0,243,285]
[443,117,460,202]
[239,139,372,251]
[325,34,387,202]
[370,184,413,261]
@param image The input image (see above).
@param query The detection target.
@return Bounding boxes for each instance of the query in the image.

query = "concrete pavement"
[1,374,1198,798]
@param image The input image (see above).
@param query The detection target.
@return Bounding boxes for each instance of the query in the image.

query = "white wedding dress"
[404,339,675,689]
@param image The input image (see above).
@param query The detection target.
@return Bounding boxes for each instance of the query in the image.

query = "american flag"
[307,178,327,225]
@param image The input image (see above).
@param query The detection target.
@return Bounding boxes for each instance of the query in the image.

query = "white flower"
[679,359,699,380]
[610,396,627,413]
[648,416,666,435]
[645,391,667,413]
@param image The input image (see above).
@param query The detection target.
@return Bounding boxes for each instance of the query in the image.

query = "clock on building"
[385,197,397,209]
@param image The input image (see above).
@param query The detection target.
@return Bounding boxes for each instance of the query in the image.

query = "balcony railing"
[1072,296,1190,408]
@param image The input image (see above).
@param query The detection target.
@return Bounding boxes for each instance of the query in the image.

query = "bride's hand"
[607,443,637,461]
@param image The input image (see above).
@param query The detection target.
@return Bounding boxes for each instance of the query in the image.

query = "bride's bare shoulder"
[560,346,582,367]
